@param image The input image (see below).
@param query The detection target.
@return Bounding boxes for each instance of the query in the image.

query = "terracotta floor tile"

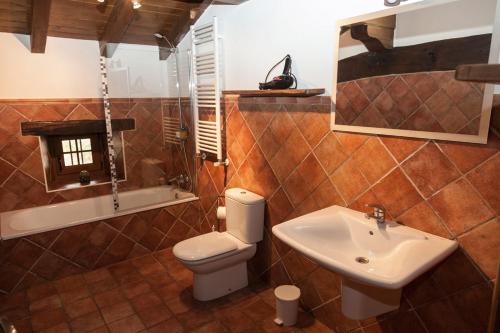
[30,308,66,332]
[121,281,152,300]
[29,294,62,313]
[459,218,500,279]
[87,277,119,295]
[130,292,162,313]
[156,282,184,302]
[39,322,71,333]
[191,321,229,333]
[177,309,214,331]
[64,297,98,319]
[70,312,106,333]
[402,142,460,198]
[107,314,145,333]
[27,284,58,302]
[93,289,126,309]
[100,301,134,324]
[147,318,184,333]
[215,307,255,333]
[136,305,172,328]
[242,299,275,322]
[429,179,494,235]
[59,285,90,305]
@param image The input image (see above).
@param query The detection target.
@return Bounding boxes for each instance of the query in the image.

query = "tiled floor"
[0,248,333,333]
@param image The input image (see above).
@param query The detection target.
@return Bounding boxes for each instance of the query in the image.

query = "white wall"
[175,0,426,96]
[0,33,102,99]
[2,0,495,99]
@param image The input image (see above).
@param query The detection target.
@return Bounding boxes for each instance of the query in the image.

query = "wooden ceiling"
[0,0,217,55]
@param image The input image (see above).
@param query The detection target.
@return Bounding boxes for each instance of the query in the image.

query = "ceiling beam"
[213,0,249,4]
[99,0,136,58]
[30,0,52,53]
[157,0,212,60]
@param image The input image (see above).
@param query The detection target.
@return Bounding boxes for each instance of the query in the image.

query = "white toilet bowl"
[174,231,256,301]
[173,188,265,301]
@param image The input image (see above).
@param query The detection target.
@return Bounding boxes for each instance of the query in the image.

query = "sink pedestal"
[341,279,401,320]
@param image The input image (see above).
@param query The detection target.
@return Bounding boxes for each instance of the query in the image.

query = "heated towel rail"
[191,17,226,165]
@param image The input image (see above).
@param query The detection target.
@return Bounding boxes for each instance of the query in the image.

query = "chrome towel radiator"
[191,17,226,165]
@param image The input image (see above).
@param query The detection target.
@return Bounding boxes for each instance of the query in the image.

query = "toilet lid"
[173,232,238,261]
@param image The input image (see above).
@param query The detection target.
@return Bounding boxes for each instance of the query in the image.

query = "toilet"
[173,188,265,301]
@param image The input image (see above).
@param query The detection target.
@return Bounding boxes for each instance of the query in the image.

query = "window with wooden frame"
[47,134,110,186]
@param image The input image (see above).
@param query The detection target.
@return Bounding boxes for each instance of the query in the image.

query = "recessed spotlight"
[97,0,105,3]
[132,0,141,9]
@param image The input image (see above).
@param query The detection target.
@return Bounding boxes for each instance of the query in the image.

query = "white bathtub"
[0,186,198,240]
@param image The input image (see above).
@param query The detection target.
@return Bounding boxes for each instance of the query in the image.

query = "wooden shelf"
[455,64,500,84]
[222,88,325,98]
[21,119,135,136]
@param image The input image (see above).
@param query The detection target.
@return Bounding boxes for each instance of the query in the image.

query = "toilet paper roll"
[216,206,226,219]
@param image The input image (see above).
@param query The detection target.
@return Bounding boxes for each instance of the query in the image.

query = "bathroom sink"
[272,205,457,289]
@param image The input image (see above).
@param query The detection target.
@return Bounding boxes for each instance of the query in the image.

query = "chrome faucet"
[365,204,386,225]
[168,174,189,187]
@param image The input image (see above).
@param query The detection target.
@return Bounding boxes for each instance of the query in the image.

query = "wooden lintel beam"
[350,24,390,53]
[99,0,136,58]
[455,64,500,84]
[30,0,52,53]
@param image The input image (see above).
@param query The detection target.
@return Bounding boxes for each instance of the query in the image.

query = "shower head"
[153,33,176,51]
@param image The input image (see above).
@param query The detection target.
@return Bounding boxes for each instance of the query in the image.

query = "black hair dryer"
[259,55,297,90]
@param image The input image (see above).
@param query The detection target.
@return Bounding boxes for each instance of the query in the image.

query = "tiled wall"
[0,201,202,295]
[0,98,191,213]
[196,95,499,332]
[336,71,483,134]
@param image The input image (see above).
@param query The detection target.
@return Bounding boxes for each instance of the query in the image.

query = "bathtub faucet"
[168,174,189,187]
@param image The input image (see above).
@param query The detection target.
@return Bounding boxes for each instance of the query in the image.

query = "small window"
[46,134,109,187]
[61,138,94,167]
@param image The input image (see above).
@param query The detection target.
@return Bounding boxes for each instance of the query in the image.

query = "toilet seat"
[173,232,238,261]
[173,231,256,270]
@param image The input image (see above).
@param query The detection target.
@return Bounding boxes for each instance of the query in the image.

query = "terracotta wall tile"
[467,153,500,214]
[330,158,369,205]
[429,179,494,235]
[402,142,460,197]
[351,137,396,184]
[371,168,422,217]
[459,218,500,279]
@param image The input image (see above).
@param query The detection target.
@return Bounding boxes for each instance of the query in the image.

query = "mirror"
[331,0,500,144]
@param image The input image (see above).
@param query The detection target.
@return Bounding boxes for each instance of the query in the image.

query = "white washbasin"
[272,205,457,289]
[272,205,458,319]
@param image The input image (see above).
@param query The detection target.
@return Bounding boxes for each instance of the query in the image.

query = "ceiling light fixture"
[132,0,141,9]
[384,0,407,6]
[97,0,105,3]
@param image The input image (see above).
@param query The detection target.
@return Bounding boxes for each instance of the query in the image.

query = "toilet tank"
[225,188,265,244]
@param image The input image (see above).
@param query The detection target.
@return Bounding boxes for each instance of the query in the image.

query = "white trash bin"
[274,285,301,326]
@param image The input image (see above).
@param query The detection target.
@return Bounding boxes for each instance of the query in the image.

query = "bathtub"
[0,186,198,240]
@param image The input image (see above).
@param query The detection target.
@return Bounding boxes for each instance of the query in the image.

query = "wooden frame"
[39,133,127,193]
[331,0,500,144]
[46,134,107,186]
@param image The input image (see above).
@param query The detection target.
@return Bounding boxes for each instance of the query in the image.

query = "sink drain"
[355,257,369,264]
